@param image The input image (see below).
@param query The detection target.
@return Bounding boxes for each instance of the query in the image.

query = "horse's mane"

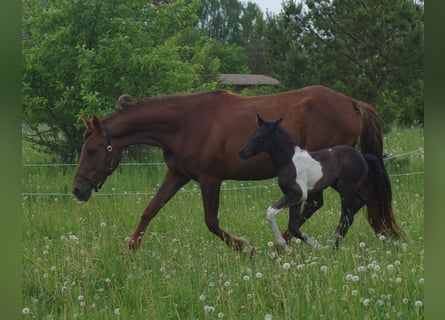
[276,124,297,149]
[102,90,232,124]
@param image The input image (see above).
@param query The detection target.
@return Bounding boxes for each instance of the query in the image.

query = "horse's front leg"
[268,193,302,252]
[200,176,247,251]
[281,192,324,243]
[129,169,190,250]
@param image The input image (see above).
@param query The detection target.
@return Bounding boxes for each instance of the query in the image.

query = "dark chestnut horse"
[239,115,400,250]
[72,85,401,251]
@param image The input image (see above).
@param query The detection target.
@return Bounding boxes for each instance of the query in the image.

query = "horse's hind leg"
[129,169,190,250]
[200,176,247,251]
[332,193,365,248]
[282,192,324,243]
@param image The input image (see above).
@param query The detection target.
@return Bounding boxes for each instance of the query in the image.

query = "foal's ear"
[91,115,104,133]
[256,113,265,125]
[274,117,283,128]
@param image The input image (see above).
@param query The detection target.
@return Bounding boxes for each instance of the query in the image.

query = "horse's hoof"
[231,237,248,251]
[306,237,320,249]
[128,239,140,251]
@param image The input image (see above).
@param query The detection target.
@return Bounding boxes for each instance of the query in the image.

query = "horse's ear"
[91,115,104,133]
[274,117,283,128]
[256,114,264,126]
[81,116,90,128]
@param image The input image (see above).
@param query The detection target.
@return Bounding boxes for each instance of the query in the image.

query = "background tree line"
[22,0,423,161]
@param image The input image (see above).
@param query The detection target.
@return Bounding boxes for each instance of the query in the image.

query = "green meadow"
[22,127,424,319]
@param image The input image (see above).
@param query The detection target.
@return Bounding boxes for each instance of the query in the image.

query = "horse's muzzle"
[72,186,92,201]
[238,148,250,161]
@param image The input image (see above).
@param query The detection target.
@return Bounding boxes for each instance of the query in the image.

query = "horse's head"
[239,114,283,161]
[72,115,119,201]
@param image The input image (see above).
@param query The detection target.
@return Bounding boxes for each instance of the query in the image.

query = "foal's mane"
[102,90,232,124]
[275,124,297,149]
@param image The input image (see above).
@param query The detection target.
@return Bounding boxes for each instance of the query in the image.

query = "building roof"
[219,74,280,86]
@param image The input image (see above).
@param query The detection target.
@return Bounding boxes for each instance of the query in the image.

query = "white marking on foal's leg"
[304,235,321,249]
[267,206,290,253]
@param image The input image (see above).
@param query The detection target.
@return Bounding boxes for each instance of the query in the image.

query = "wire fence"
[22,149,423,197]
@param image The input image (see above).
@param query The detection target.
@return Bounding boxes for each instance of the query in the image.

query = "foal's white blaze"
[292,147,323,200]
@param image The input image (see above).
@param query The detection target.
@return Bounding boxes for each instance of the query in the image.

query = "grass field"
[22,127,424,319]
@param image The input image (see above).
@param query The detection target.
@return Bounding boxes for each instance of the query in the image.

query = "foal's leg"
[129,169,190,250]
[282,192,324,242]
[267,192,304,252]
[200,176,247,250]
[332,193,365,248]
[288,202,320,248]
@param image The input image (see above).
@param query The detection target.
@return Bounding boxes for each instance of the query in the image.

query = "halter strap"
[75,124,115,192]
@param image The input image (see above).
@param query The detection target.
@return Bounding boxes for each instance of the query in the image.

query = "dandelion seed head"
[199,294,206,301]
[363,298,370,306]
[100,222,107,227]
[204,305,215,313]
[114,308,121,315]
[282,263,291,270]
[22,307,30,315]
[351,290,358,296]
[359,242,366,248]
[320,265,327,273]
[243,275,250,281]
[415,300,423,307]
[264,314,273,320]
[256,272,263,278]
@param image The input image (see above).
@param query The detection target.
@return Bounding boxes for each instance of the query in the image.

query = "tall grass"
[22,127,424,319]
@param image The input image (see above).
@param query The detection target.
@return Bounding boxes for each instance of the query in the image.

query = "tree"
[282,0,424,125]
[198,0,266,74]
[22,0,220,161]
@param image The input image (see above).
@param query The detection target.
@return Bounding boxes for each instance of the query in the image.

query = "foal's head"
[72,116,118,201]
[239,114,283,160]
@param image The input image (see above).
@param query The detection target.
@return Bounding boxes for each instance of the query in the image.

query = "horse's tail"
[363,153,403,240]
[355,102,403,240]
[354,101,383,157]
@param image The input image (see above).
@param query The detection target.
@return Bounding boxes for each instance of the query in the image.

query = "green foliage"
[23,0,424,161]
[22,0,223,161]
[264,0,424,126]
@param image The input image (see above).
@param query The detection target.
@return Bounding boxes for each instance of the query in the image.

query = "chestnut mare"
[72,85,401,251]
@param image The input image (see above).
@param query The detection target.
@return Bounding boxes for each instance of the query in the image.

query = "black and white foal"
[239,115,381,251]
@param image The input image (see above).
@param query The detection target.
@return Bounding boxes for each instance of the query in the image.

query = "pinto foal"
[239,115,382,251]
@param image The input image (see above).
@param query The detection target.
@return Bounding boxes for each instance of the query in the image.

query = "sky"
[248,0,283,15]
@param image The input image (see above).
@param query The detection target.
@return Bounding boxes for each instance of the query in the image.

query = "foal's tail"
[355,102,403,240]
[363,154,403,240]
